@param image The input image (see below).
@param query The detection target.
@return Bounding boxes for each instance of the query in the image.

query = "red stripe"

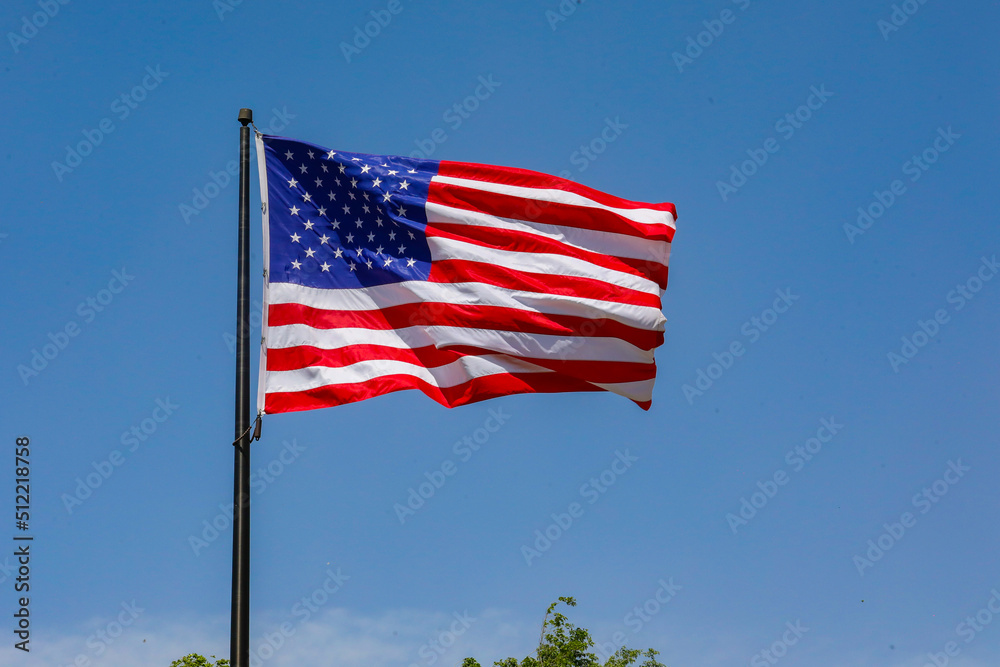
[428,180,674,243]
[267,344,655,384]
[264,371,652,413]
[428,259,662,309]
[437,160,677,219]
[426,222,669,290]
[269,302,663,350]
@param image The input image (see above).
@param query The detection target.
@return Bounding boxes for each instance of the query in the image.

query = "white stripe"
[265,354,546,394]
[267,282,666,332]
[265,358,654,402]
[425,201,670,267]
[429,235,659,295]
[268,323,654,363]
[432,174,675,230]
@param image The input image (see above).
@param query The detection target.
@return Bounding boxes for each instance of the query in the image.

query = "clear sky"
[2,0,999,665]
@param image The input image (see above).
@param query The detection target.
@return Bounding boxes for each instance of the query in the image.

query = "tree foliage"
[169,654,230,667]
[461,597,666,667]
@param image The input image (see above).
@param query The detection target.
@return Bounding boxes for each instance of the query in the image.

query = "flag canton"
[262,136,440,289]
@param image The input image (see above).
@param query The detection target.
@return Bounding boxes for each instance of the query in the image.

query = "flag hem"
[254,131,271,415]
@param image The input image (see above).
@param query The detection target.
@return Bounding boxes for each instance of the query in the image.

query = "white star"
[342,204,350,214]
[348,192,356,200]
[331,220,341,230]
[307,150,315,159]
[367,232,375,242]
[333,247,343,258]
[356,247,364,258]
[399,180,410,190]
[355,218,364,228]
[406,258,416,267]
[384,257,393,267]
[327,191,336,201]
[291,259,302,269]
[289,206,300,216]
[321,164,328,173]
[290,233,301,243]
[319,234,331,244]
[326,150,336,159]
[366,259,373,269]
[314,177,323,187]
[360,164,371,174]
[381,163,389,167]
[287,178,298,188]
[382,192,393,202]
[408,231,415,239]
[350,178,358,188]
[388,231,396,240]
[304,220,314,230]
[372,177,382,188]
[375,245,384,254]
[338,164,346,174]
[334,178,342,187]
[362,192,369,200]
[388,170,398,176]
[348,261,357,272]
[362,204,370,214]
[305,247,316,258]
[407,168,416,174]
[284,150,293,160]
[320,262,331,272]
[375,216,383,226]
[317,206,327,216]
[351,157,362,162]
[396,205,407,217]
[299,164,308,174]
[302,192,312,202]
[398,244,406,253]
[345,233,354,244]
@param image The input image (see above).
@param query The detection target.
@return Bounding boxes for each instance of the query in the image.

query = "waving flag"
[254,133,676,413]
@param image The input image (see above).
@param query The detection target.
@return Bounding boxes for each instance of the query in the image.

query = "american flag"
[255,134,675,413]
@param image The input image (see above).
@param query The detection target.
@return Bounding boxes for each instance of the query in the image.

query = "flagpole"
[232,107,254,667]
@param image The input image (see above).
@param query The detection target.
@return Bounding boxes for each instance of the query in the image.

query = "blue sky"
[2,0,999,665]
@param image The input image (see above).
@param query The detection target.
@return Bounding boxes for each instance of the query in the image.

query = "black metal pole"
[232,107,253,667]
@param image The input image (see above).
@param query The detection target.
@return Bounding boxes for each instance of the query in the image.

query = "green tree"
[462,597,666,667]
[169,654,229,667]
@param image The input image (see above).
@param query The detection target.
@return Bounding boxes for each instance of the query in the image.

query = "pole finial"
[238,108,253,126]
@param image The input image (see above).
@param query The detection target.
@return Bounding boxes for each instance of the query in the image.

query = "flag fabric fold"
[255,133,676,413]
